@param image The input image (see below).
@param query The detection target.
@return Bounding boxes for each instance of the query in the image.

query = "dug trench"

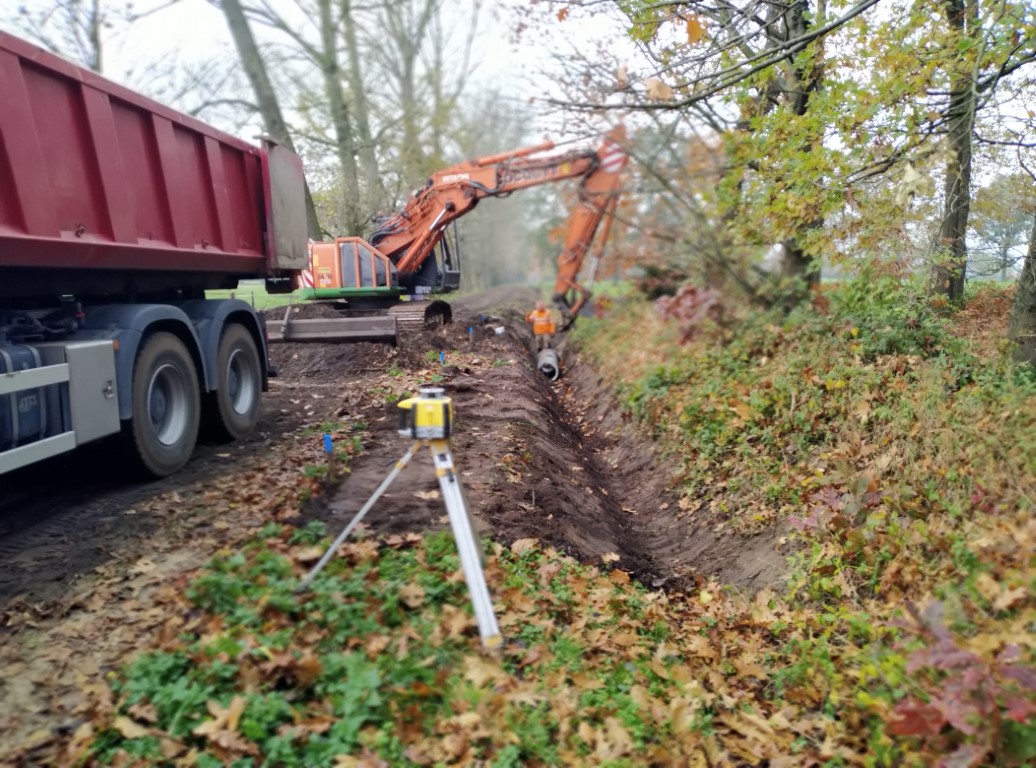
[289,287,786,593]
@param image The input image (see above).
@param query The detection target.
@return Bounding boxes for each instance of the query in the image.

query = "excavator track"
[388,303,429,332]
[388,300,452,335]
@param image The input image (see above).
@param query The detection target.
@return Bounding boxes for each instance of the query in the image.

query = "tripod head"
[397,386,454,439]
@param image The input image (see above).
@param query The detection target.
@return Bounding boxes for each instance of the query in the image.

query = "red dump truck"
[0,32,308,478]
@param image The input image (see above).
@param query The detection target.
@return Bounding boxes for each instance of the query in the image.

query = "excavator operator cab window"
[439,225,462,291]
[337,242,357,288]
[339,240,397,289]
[356,244,376,287]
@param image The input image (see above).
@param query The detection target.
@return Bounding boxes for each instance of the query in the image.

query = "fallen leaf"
[510,538,539,554]
[399,582,426,609]
[601,552,621,564]
[128,701,159,723]
[609,569,630,585]
[294,653,323,687]
[291,546,326,565]
[114,716,150,740]
[994,587,1027,612]
[463,655,505,688]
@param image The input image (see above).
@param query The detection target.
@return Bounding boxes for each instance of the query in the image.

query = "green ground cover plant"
[570,277,1036,766]
[62,278,1034,767]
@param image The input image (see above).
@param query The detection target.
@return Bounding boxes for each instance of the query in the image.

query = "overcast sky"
[2,0,638,146]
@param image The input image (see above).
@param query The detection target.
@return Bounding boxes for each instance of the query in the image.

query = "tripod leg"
[429,440,502,649]
[297,442,419,591]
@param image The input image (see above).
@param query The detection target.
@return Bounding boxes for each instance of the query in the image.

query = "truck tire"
[208,323,262,442]
[128,332,201,478]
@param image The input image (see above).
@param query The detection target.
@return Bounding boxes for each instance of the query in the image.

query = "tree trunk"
[379,0,438,182]
[1008,213,1036,364]
[780,237,821,295]
[341,0,384,218]
[317,0,362,234]
[933,0,977,303]
[777,0,825,306]
[219,0,323,239]
[88,0,103,72]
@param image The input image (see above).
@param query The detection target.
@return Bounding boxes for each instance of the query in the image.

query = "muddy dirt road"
[0,285,782,764]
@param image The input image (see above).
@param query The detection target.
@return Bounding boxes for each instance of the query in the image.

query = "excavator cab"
[309,237,398,292]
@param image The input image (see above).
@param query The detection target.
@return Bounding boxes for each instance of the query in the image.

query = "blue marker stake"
[324,433,334,477]
[439,351,445,364]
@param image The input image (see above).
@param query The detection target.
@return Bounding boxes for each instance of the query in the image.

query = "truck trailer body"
[0,31,308,477]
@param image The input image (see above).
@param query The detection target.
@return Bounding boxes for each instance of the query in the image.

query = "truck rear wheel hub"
[148,364,189,447]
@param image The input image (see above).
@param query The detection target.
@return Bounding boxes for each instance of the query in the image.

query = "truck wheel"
[128,332,201,478]
[208,323,262,442]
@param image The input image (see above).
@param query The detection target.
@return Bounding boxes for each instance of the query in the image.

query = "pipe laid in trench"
[537,348,561,381]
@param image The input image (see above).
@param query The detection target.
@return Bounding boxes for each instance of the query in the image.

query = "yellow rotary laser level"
[397,386,453,439]
[297,385,502,650]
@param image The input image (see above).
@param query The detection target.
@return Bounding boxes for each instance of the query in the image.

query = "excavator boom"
[370,145,602,276]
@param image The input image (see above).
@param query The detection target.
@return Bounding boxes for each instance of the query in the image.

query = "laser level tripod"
[297,387,502,650]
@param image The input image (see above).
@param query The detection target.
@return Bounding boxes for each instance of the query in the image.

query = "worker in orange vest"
[525,300,556,351]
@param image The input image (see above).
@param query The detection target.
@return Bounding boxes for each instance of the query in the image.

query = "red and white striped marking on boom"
[600,141,626,173]
[298,239,316,289]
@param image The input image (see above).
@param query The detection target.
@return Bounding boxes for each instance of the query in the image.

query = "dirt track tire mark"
[0,400,301,606]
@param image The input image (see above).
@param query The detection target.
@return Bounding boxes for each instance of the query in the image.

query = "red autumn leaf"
[938,743,987,768]
[810,486,844,512]
[1000,664,1036,690]
[887,698,946,736]
[932,691,981,736]
[1003,694,1036,724]
[907,642,981,673]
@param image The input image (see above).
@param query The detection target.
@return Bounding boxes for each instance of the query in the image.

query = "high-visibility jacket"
[526,308,555,335]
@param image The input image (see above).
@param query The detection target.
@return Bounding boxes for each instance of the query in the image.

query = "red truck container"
[0,31,308,477]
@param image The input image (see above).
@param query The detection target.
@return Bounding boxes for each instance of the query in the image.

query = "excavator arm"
[371,126,627,305]
[550,128,628,327]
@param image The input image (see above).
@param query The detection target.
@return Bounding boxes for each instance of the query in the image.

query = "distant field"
[205,281,300,310]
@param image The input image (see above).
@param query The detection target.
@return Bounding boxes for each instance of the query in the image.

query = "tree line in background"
[522,0,1035,358]
[4,0,1036,358]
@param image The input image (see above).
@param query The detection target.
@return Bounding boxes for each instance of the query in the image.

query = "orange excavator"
[267,126,628,343]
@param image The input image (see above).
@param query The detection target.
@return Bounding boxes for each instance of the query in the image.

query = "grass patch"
[206,281,302,310]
